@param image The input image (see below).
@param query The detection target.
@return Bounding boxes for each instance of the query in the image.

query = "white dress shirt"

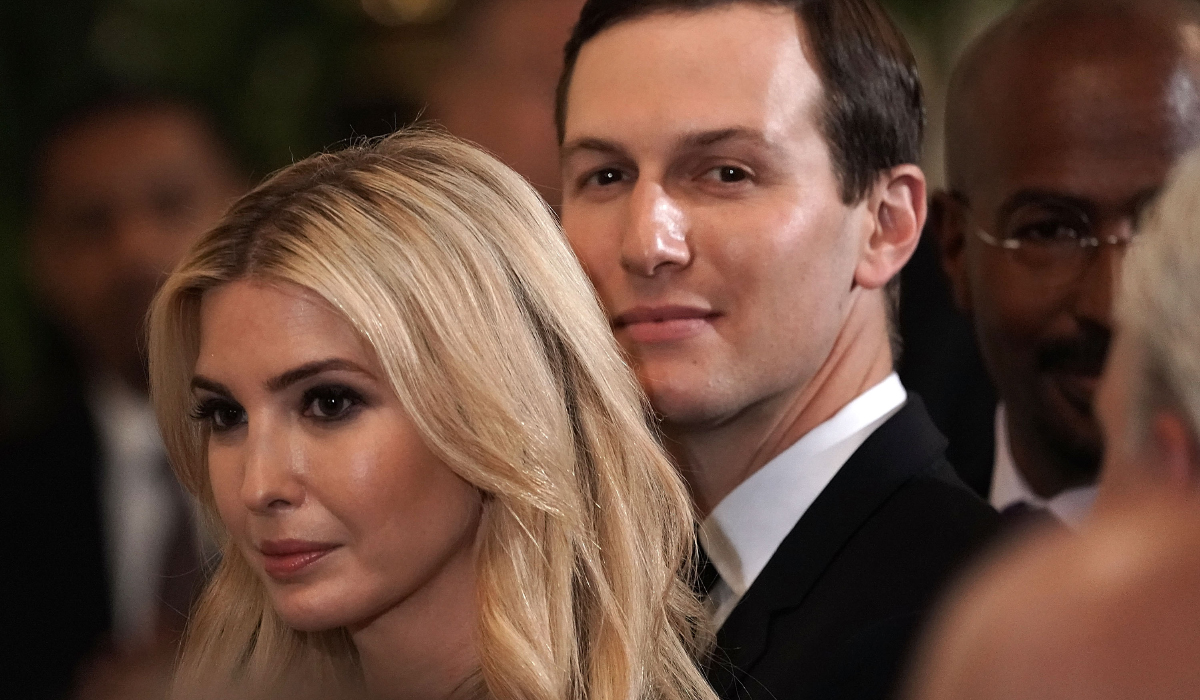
[989,404,1096,530]
[90,377,181,643]
[698,373,908,628]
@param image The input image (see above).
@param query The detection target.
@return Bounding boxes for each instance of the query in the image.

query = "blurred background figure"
[4,90,244,699]
[422,0,585,208]
[1095,150,1200,509]
[905,498,1200,700]
[928,0,1200,528]
[905,146,1200,700]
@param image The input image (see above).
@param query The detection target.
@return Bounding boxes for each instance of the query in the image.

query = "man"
[933,0,1200,527]
[907,147,1200,700]
[424,0,585,207]
[4,91,244,699]
[905,499,1200,700]
[557,1,998,698]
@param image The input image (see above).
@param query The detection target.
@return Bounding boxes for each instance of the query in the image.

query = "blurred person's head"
[1096,150,1200,507]
[906,496,1200,700]
[425,0,585,206]
[934,0,1200,498]
[556,0,926,506]
[28,90,245,393]
[149,130,713,700]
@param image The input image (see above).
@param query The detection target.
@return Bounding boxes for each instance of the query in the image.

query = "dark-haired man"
[557,1,998,698]
[933,0,1200,528]
[5,92,243,699]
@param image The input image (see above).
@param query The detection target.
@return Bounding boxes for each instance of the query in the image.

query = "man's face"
[560,5,872,428]
[941,49,1200,487]
[31,106,241,389]
[427,0,585,207]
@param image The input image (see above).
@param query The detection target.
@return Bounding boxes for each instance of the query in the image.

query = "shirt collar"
[699,374,907,601]
[990,403,1097,529]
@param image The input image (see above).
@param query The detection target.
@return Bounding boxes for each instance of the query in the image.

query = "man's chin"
[1032,374,1105,482]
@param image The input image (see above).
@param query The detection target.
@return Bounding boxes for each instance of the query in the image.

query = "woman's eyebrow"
[190,375,232,396]
[264,358,374,392]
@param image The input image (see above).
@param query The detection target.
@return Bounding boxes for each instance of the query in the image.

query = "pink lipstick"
[258,539,340,579]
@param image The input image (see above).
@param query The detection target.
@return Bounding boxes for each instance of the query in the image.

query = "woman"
[147,130,714,700]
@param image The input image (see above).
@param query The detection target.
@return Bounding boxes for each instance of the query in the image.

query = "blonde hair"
[148,129,714,700]
[1116,148,1200,446]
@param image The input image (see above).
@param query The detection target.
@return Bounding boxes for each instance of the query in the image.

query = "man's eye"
[302,386,365,421]
[190,399,247,432]
[589,168,626,187]
[1011,221,1086,244]
[715,166,749,183]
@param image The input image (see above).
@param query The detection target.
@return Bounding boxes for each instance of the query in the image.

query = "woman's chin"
[267,588,362,632]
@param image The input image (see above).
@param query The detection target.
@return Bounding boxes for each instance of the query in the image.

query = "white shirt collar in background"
[699,373,907,628]
[91,375,177,644]
[990,403,1096,529]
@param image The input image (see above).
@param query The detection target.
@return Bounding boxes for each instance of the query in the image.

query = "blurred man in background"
[932,0,1200,528]
[907,144,1200,700]
[4,90,244,699]
[425,0,584,207]
[905,499,1200,700]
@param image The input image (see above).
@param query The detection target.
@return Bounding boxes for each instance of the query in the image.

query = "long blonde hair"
[148,129,714,700]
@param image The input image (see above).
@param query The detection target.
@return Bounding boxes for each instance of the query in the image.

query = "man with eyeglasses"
[932,0,1200,528]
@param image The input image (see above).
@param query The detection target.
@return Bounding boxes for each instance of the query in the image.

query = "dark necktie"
[693,540,722,599]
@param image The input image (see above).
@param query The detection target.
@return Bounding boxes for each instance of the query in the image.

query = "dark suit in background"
[4,340,110,700]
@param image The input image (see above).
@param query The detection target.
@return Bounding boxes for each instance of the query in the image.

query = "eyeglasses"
[960,196,1140,287]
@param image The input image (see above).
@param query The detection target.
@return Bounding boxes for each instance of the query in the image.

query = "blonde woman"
[147,129,714,700]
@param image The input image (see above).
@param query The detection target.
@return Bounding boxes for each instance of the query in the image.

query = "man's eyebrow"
[190,359,375,396]
[997,189,1097,222]
[680,127,770,149]
[561,128,772,162]
[560,137,626,162]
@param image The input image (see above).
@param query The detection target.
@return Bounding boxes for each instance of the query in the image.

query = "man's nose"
[620,181,691,277]
[240,422,305,514]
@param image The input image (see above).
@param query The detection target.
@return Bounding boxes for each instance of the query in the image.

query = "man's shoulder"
[709,399,999,699]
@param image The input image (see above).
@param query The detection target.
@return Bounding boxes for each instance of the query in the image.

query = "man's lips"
[612,305,719,344]
[258,539,340,579]
[1048,371,1100,414]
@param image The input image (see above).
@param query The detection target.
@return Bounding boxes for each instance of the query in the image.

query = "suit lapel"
[708,396,948,690]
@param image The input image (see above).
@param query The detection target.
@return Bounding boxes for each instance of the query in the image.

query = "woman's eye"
[302,386,365,421]
[190,399,246,432]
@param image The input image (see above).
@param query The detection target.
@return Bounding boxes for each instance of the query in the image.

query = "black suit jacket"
[3,365,111,700]
[705,396,999,700]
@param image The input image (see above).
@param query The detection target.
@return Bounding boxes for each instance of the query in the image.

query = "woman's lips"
[613,305,719,344]
[258,540,340,579]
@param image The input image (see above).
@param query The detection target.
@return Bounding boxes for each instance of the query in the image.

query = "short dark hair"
[28,86,244,207]
[555,0,924,204]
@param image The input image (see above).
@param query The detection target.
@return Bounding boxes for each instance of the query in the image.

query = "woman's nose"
[240,421,305,514]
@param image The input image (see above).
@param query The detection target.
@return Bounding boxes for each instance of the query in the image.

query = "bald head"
[935,0,1200,505]
[947,0,1200,193]
[907,497,1200,700]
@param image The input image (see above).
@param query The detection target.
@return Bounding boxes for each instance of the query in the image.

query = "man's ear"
[855,164,926,291]
[930,190,973,314]
[1149,411,1200,490]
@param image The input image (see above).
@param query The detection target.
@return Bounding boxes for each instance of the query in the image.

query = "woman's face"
[193,279,482,632]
